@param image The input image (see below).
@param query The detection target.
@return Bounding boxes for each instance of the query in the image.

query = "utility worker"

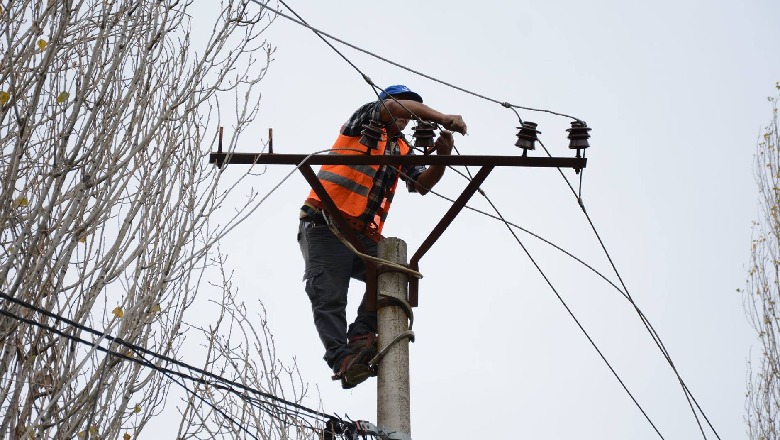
[297,85,467,389]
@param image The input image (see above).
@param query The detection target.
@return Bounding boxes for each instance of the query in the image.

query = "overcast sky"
[197,0,780,438]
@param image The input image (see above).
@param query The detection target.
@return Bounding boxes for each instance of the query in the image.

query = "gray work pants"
[297,219,378,372]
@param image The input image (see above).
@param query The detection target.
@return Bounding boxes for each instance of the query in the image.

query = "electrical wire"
[479,187,666,439]
[0,291,343,436]
[399,168,665,439]
[425,116,718,438]
[249,0,581,122]
[0,304,271,439]
[535,139,720,440]
[260,0,423,133]
[419,130,718,438]
[424,186,628,296]
[420,148,717,438]
[213,147,336,242]
[240,2,720,437]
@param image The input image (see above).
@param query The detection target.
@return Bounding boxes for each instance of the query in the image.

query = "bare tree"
[176,256,322,439]
[745,83,780,440]
[0,1,320,438]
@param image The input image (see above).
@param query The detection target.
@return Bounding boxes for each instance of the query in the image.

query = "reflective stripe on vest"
[306,132,410,233]
[317,169,371,197]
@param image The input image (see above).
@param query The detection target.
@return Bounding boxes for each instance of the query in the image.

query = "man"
[297,84,467,389]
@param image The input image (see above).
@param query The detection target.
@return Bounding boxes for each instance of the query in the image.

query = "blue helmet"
[378,85,423,103]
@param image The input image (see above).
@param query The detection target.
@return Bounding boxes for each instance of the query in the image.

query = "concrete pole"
[376,237,411,437]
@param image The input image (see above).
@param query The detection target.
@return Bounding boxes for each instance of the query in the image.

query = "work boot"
[332,349,374,389]
[332,333,378,389]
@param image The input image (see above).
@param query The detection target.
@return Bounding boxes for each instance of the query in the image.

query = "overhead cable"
[0,304,273,439]
[0,291,334,426]
[248,0,581,121]
[403,169,665,439]
[239,2,717,437]
[535,139,720,440]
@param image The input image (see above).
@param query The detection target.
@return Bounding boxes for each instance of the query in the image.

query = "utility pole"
[377,237,412,438]
[209,123,590,439]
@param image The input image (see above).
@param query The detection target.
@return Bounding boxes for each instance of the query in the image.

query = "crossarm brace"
[409,165,494,307]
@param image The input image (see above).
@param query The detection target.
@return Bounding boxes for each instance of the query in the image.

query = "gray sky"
[202,0,780,438]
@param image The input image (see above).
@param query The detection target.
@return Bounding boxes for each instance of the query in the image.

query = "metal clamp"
[355,420,412,440]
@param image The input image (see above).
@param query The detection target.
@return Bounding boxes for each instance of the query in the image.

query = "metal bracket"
[354,420,412,440]
[409,165,494,306]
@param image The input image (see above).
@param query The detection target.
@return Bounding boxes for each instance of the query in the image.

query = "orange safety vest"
[306,132,411,234]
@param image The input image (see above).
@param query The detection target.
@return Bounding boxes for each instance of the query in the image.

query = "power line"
[430,133,720,438]
[407,128,721,438]
[240,2,720,436]
[216,138,690,437]
[479,187,667,439]
[427,186,628,295]
[534,138,721,440]
[249,0,581,121]
[226,138,650,435]
[403,168,666,439]
[0,304,271,439]
[0,291,343,437]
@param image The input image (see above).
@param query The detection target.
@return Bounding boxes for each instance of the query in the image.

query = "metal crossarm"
[209,149,587,309]
[353,420,412,440]
[210,152,586,169]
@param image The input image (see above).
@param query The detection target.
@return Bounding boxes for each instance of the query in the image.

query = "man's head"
[378,85,422,136]
[379,85,423,103]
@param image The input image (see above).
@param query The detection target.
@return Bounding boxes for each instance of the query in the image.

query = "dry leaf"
[55,91,69,103]
[37,39,47,51]
[0,91,9,104]
[123,433,131,440]
[149,303,161,313]
[13,195,28,207]
[133,404,141,414]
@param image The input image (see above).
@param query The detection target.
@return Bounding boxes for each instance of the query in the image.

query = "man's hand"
[434,131,454,155]
[414,130,455,194]
[440,115,467,135]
